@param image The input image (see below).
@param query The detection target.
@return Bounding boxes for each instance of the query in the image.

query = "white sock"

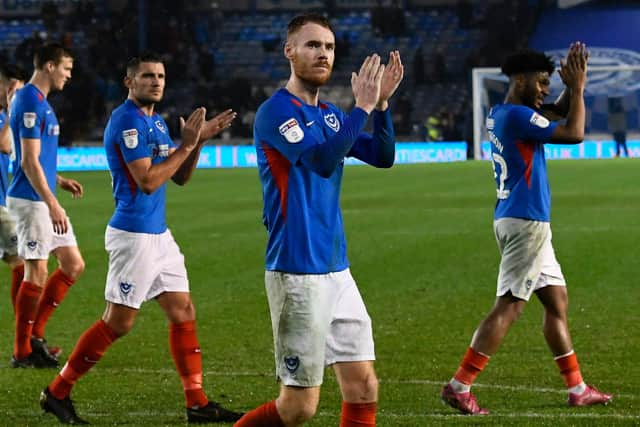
[568,382,587,395]
[450,378,471,393]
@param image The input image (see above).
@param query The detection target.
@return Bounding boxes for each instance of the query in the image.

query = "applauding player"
[236,13,403,427]
[441,44,612,415]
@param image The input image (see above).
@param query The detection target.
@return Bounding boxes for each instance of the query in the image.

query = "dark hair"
[0,63,27,82]
[34,43,73,69]
[287,13,333,39]
[501,49,555,77]
[126,52,164,77]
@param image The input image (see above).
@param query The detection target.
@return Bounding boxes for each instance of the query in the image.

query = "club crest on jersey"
[284,356,300,374]
[324,113,340,132]
[23,112,36,128]
[155,120,166,133]
[278,118,304,143]
[27,240,37,250]
[529,112,549,129]
[119,282,133,295]
[122,129,139,149]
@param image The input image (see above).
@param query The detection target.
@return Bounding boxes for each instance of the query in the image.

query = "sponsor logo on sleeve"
[486,117,495,130]
[530,112,550,129]
[47,124,59,136]
[122,129,139,148]
[23,112,36,128]
[278,118,304,143]
[324,113,340,132]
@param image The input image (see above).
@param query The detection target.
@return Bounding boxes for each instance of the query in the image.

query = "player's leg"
[32,220,85,342]
[42,301,135,424]
[12,257,58,367]
[0,205,24,312]
[5,254,24,313]
[443,218,547,414]
[235,271,334,426]
[156,229,242,423]
[536,283,612,406]
[333,362,378,427]
[325,269,377,427]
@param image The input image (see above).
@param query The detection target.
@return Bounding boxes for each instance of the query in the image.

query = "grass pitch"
[0,159,638,426]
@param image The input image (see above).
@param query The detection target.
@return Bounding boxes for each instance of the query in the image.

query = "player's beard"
[136,94,163,106]
[293,58,332,87]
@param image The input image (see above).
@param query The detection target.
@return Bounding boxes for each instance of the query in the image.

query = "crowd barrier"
[48,141,637,172]
[54,142,468,172]
[481,141,640,160]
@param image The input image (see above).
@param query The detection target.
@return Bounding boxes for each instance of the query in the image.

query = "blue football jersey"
[0,111,10,206]
[487,104,559,221]
[254,88,394,274]
[7,84,59,201]
[104,99,176,234]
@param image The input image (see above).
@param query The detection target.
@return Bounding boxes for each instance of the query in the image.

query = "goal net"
[472,49,640,159]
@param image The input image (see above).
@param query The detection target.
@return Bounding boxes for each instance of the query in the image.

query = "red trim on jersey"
[36,92,44,102]
[115,144,138,197]
[516,141,534,188]
[261,142,290,220]
[319,103,329,110]
[289,98,302,108]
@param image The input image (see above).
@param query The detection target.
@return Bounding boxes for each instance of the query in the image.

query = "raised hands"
[179,107,206,151]
[558,42,588,92]
[377,50,404,110]
[199,109,237,142]
[351,54,385,114]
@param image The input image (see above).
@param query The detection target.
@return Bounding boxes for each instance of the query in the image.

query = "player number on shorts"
[491,152,510,199]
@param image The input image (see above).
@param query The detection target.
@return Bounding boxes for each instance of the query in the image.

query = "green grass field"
[0,159,638,426]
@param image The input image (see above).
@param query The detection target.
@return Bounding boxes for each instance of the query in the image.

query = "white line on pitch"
[116,368,634,400]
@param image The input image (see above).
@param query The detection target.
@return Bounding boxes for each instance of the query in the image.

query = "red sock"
[14,281,41,359]
[169,320,208,408]
[453,347,490,386]
[10,264,24,314]
[33,269,75,339]
[49,320,118,400]
[340,402,377,427]
[234,400,284,427]
[555,351,583,388]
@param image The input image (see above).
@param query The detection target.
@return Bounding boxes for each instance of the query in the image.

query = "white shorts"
[7,196,78,260]
[0,205,18,259]
[265,268,375,387]
[104,226,189,309]
[494,218,566,301]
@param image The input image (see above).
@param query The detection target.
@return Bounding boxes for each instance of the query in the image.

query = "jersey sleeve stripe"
[115,144,138,198]
[261,141,291,221]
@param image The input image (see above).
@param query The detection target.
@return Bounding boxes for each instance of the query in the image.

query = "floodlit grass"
[0,159,637,426]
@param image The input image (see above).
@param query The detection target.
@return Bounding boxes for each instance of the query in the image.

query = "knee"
[344,373,379,402]
[62,257,85,280]
[103,315,135,338]
[166,299,196,324]
[278,398,318,425]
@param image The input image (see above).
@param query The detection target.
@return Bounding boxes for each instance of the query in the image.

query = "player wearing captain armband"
[441,43,613,415]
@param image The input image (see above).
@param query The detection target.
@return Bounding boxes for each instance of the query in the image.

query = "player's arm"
[126,108,204,194]
[347,109,395,168]
[21,137,69,233]
[540,89,570,121]
[172,109,236,185]
[0,120,11,154]
[549,42,588,144]
[300,55,386,177]
[57,175,83,198]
